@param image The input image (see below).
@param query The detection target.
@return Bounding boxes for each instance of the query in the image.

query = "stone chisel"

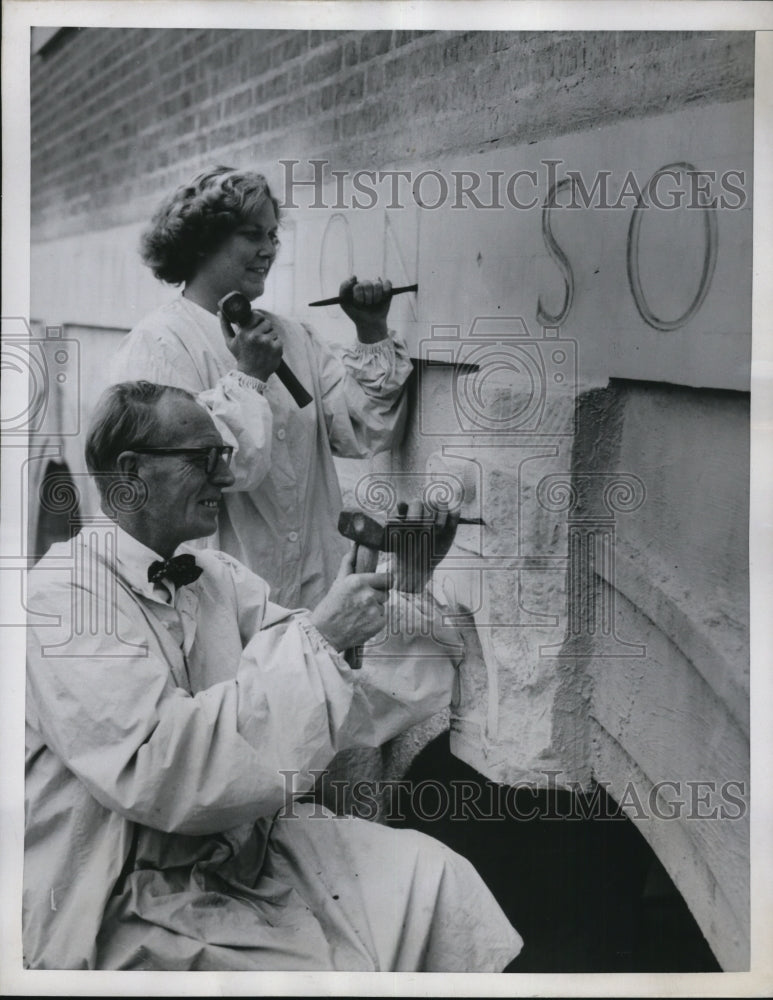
[308,283,418,307]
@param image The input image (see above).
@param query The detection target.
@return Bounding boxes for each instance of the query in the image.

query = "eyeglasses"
[132,445,234,476]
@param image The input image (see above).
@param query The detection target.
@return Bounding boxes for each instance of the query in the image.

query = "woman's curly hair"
[140,166,282,285]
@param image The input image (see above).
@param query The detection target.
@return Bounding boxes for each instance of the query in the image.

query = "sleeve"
[222,558,462,757]
[26,577,356,837]
[113,324,273,492]
[197,372,273,492]
[216,566,464,765]
[304,322,413,459]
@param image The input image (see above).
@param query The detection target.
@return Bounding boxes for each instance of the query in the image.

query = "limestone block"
[591,718,748,971]
[394,371,591,786]
[577,382,750,969]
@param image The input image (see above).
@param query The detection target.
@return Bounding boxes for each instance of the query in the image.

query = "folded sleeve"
[197,372,273,491]
[305,322,413,458]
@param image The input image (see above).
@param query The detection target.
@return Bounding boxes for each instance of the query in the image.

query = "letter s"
[537,177,575,327]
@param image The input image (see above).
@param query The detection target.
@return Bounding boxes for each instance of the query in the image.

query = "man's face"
[129,395,235,554]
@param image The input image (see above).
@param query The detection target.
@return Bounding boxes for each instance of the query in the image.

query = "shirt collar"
[114,525,179,602]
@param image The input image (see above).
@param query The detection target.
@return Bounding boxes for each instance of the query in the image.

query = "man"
[24,380,522,971]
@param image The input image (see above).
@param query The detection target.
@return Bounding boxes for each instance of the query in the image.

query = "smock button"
[288,531,299,542]
[277,428,286,440]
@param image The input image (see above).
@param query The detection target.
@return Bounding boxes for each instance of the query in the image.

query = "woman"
[112,166,412,609]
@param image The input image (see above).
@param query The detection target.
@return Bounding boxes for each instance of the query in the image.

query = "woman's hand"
[219,309,283,382]
[339,276,392,344]
[310,549,391,651]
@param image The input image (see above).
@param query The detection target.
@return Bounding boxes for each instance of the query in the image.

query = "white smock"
[111,297,412,608]
[24,527,523,971]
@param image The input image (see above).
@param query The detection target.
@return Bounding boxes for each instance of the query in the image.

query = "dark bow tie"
[147,553,202,588]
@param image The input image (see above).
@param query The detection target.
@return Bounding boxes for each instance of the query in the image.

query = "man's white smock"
[24,527,522,971]
[111,297,412,608]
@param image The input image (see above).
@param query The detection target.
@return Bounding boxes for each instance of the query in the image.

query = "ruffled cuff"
[296,614,346,662]
[224,369,268,394]
[352,332,398,356]
[390,582,436,620]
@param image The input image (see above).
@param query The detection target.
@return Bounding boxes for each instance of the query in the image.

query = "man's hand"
[390,500,460,594]
[338,275,392,344]
[310,549,391,651]
[219,309,283,382]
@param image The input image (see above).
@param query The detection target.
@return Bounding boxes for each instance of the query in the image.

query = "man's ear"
[116,451,139,476]
[105,453,149,518]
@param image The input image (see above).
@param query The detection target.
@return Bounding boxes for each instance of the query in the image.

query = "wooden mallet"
[219,291,313,408]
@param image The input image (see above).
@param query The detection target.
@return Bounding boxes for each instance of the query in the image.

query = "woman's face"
[192,199,279,303]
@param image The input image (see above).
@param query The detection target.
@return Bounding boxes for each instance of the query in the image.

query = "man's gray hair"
[85,381,194,501]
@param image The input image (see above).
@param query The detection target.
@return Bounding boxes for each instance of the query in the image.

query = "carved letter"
[626,162,718,332]
[319,213,354,303]
[537,177,575,327]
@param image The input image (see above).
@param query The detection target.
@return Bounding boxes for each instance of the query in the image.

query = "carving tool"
[308,283,418,307]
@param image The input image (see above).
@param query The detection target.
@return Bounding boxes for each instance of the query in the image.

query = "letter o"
[319,213,354,306]
[412,780,450,821]
[626,161,718,332]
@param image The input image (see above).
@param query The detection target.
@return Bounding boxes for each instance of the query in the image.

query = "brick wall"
[31,29,753,241]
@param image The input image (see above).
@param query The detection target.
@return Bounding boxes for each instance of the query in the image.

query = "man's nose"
[211,457,235,487]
